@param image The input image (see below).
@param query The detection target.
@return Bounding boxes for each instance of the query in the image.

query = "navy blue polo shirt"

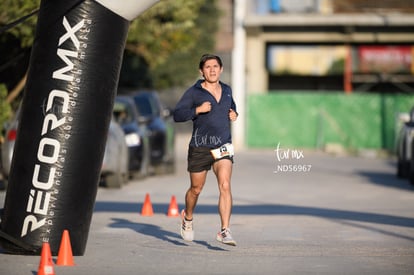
[174,79,237,149]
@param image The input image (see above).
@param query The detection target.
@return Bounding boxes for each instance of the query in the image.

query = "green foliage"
[125,0,220,89]
[0,84,11,139]
[0,0,38,96]
[127,0,204,68]
[0,0,220,92]
[327,58,345,75]
[0,0,40,48]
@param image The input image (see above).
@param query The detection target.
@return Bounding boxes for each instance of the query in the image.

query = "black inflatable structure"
[0,0,158,255]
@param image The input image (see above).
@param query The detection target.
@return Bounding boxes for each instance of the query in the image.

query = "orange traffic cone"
[167,195,179,217]
[56,229,75,266]
[38,242,55,275]
[141,193,153,216]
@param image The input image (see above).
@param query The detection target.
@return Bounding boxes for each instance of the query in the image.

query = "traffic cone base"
[38,242,55,275]
[141,193,154,216]
[57,229,75,266]
[167,195,179,217]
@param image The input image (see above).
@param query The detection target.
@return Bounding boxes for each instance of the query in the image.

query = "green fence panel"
[382,94,414,150]
[247,92,414,150]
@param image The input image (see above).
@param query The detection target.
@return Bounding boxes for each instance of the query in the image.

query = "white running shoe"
[180,209,194,241]
[216,228,237,246]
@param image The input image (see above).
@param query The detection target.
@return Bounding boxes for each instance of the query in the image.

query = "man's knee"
[218,180,231,193]
[190,185,203,196]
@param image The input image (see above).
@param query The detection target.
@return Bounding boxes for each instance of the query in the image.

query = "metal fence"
[247,92,414,152]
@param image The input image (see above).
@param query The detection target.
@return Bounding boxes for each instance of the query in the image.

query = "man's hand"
[196,101,212,114]
[229,109,238,121]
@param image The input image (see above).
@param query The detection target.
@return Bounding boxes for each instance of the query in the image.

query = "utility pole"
[232,0,246,150]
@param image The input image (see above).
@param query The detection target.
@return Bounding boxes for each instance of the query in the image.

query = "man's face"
[200,59,223,83]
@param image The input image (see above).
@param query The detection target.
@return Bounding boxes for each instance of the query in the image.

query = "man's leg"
[212,159,233,229]
[184,170,208,220]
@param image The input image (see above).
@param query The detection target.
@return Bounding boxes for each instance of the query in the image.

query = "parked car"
[100,115,129,188]
[1,106,129,190]
[396,107,414,184]
[113,96,150,178]
[410,137,414,185]
[130,91,175,174]
[0,106,20,190]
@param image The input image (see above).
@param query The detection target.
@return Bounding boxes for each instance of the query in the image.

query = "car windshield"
[133,94,159,117]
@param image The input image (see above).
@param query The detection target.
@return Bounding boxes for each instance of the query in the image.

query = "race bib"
[210,143,234,160]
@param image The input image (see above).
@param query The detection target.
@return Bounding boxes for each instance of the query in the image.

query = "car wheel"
[410,139,414,185]
[397,140,409,178]
[397,159,409,178]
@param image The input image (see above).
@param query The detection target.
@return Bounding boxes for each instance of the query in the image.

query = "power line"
[0,9,39,35]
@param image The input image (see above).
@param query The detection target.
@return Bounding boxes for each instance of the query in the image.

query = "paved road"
[1,133,414,275]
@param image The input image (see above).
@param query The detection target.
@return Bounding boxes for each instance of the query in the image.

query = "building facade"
[243,0,414,94]
[217,0,414,150]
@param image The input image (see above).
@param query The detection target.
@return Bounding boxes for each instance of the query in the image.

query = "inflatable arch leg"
[0,0,158,255]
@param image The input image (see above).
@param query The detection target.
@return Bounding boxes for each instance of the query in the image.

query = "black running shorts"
[187,146,233,172]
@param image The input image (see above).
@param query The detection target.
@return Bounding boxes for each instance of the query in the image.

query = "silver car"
[101,115,129,188]
[1,107,129,189]
[1,106,20,188]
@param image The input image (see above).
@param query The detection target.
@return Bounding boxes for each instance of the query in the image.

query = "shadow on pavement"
[109,218,186,246]
[357,170,414,192]
[95,202,414,229]
[108,218,227,251]
[332,219,414,242]
[97,202,414,242]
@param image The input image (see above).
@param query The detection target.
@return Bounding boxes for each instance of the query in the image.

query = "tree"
[0,0,40,48]
[0,0,220,96]
[0,0,39,128]
[0,84,12,141]
[121,0,220,89]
